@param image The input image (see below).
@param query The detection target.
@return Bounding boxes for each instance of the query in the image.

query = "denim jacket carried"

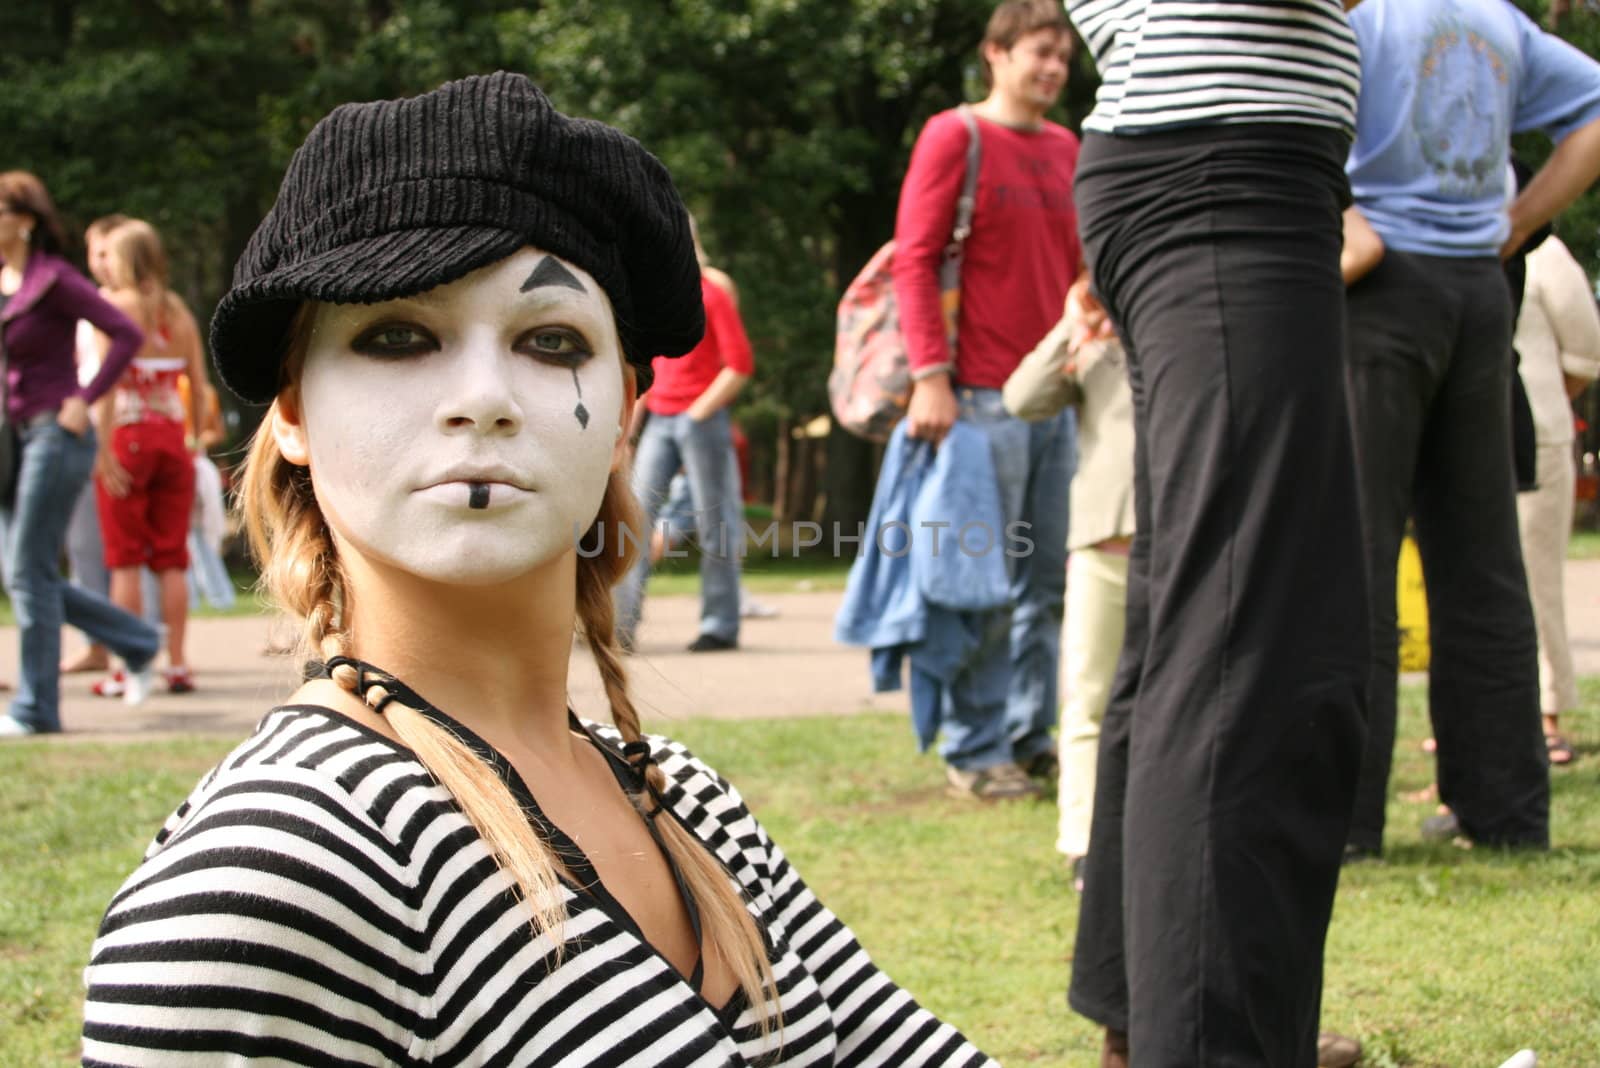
[834,421,1010,748]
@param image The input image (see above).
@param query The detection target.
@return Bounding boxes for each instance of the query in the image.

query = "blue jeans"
[3,422,160,732]
[616,409,742,645]
[66,480,109,596]
[188,532,237,610]
[938,388,1074,770]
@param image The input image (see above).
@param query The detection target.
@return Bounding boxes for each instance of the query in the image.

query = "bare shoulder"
[704,265,739,307]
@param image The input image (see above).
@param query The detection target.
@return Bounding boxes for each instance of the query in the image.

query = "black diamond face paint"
[520,256,587,294]
[572,368,589,429]
[469,482,490,510]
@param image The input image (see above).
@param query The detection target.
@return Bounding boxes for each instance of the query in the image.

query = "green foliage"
[4,0,1597,440]
[503,0,1013,416]
[0,0,1090,430]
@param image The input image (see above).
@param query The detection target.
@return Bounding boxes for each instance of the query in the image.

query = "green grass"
[648,546,854,596]
[4,685,1599,1065]
[1569,528,1600,560]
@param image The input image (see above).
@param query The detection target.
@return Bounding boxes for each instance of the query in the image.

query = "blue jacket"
[834,422,1010,748]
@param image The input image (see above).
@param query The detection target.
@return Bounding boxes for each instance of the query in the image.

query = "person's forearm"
[93,394,115,451]
[688,369,748,419]
[1341,205,1385,285]
[1506,115,1600,257]
[627,395,650,439]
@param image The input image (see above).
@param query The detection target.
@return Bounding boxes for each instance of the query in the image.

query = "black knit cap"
[210,72,703,403]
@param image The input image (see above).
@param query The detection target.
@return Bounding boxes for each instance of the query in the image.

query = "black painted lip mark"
[521,256,586,294]
[469,482,490,509]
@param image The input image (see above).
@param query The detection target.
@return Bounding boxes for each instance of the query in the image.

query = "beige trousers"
[1516,442,1579,716]
[1056,547,1129,858]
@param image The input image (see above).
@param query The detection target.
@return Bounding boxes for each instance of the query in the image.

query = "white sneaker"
[738,590,780,619]
[123,662,155,707]
[0,714,39,738]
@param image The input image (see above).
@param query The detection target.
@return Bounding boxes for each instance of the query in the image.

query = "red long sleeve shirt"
[645,277,754,415]
[892,109,1081,388]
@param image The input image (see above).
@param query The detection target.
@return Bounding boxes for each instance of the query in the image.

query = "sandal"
[945,762,1040,801]
[165,667,196,695]
[1318,1031,1362,1068]
[1545,732,1575,766]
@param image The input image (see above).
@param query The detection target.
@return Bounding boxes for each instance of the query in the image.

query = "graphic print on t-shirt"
[1413,15,1513,198]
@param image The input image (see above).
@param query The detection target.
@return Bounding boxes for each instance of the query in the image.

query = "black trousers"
[1067,125,1370,1068]
[1344,251,1547,852]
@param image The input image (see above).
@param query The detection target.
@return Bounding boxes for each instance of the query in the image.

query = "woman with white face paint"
[82,74,996,1068]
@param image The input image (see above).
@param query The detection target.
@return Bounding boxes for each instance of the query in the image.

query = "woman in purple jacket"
[0,171,160,736]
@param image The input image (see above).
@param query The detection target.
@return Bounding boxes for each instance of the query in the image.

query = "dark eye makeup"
[350,321,438,358]
[346,318,596,368]
[517,327,594,368]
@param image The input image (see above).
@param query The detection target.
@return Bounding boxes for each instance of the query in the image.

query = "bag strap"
[946,104,982,259]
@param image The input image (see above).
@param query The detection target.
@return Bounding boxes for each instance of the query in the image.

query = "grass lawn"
[3,681,1598,1065]
[649,545,854,596]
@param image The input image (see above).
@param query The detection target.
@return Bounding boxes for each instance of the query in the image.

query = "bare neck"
[0,243,28,290]
[973,93,1046,131]
[337,551,584,760]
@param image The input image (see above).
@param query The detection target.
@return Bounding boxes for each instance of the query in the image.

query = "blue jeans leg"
[189,532,236,609]
[1007,409,1073,763]
[936,389,1072,770]
[65,480,109,595]
[937,609,1016,770]
[679,410,741,643]
[615,415,684,646]
[4,425,158,732]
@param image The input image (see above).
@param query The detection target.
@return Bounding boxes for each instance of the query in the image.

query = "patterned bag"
[830,106,980,441]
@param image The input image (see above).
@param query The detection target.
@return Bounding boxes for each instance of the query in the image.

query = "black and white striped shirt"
[1067,0,1361,135]
[84,707,996,1067]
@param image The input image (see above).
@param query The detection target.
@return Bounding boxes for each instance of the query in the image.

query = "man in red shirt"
[616,268,753,652]
[892,0,1081,798]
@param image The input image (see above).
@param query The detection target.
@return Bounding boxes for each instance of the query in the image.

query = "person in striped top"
[1061,3,1371,1067]
[82,73,996,1068]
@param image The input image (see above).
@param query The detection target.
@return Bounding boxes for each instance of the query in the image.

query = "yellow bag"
[1397,535,1430,672]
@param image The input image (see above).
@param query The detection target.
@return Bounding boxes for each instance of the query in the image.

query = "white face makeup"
[282,247,628,587]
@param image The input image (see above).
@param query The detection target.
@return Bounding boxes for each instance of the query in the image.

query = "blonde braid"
[578,476,781,1037]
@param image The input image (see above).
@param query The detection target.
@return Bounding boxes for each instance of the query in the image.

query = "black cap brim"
[210,224,607,404]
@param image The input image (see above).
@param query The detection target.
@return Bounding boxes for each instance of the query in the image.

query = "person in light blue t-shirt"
[1343,0,1600,860]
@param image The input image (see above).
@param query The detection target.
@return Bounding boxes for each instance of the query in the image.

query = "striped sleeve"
[649,737,998,1068]
[83,735,431,1066]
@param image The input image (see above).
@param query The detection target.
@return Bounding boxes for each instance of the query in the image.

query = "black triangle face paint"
[521,256,586,294]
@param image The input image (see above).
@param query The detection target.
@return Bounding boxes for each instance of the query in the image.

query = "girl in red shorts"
[92,220,207,693]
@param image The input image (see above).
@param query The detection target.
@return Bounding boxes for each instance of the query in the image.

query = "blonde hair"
[239,310,780,1034]
[104,219,178,339]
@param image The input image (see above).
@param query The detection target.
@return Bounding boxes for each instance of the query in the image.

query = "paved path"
[7,559,1599,739]
[5,590,910,738]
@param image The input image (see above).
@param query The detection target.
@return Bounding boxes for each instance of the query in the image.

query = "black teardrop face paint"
[572,368,589,429]
[469,482,490,510]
